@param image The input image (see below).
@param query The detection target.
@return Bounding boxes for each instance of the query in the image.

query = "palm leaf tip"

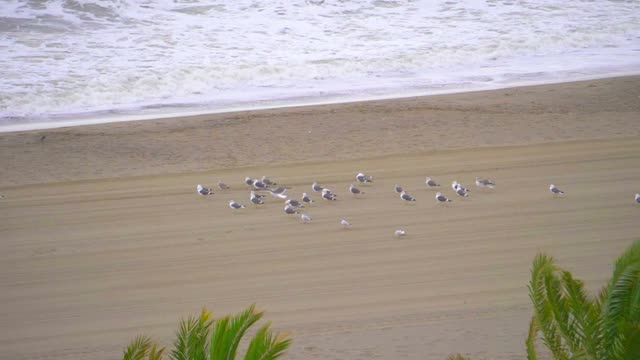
[123,335,152,360]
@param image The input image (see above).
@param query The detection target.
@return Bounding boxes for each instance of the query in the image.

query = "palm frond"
[526,316,538,360]
[149,344,166,360]
[170,309,213,360]
[560,270,601,357]
[210,315,230,360]
[221,304,264,360]
[244,322,292,360]
[528,254,570,360]
[446,354,471,360]
[602,262,640,360]
[124,335,152,360]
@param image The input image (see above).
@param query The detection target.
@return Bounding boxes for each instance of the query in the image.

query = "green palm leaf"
[244,322,292,360]
[124,335,152,360]
[171,309,213,360]
[529,254,570,360]
[526,316,538,360]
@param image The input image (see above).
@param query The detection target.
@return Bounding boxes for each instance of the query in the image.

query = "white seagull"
[302,192,314,204]
[400,191,416,202]
[244,177,254,187]
[635,193,640,204]
[425,177,440,188]
[322,189,337,201]
[268,186,288,199]
[394,229,406,237]
[550,184,565,196]
[452,181,470,193]
[312,182,324,192]
[229,200,245,210]
[455,187,469,197]
[394,184,404,193]
[475,177,496,189]
[341,219,352,229]
[197,184,214,196]
[355,172,374,183]
[261,175,277,186]
[250,191,265,205]
[301,214,312,224]
[252,180,268,190]
[284,204,299,215]
[435,192,452,203]
[285,199,305,208]
[349,184,364,195]
[217,180,230,190]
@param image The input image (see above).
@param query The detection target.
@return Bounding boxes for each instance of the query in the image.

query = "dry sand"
[1,76,639,360]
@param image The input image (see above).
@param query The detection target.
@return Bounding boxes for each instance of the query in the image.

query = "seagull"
[549,184,565,196]
[435,192,452,203]
[267,186,288,199]
[455,187,469,197]
[261,175,277,186]
[425,177,440,188]
[635,193,640,204]
[452,181,470,193]
[252,180,268,190]
[301,213,312,223]
[250,191,265,205]
[197,184,214,196]
[349,184,364,195]
[270,186,288,195]
[400,191,416,202]
[312,182,324,192]
[394,229,406,237]
[394,184,404,193]
[245,177,254,187]
[285,199,305,208]
[475,177,496,189]
[322,189,337,201]
[229,200,245,210]
[302,192,314,204]
[355,172,374,183]
[250,191,266,199]
[284,204,299,215]
[341,219,352,229]
[217,180,230,190]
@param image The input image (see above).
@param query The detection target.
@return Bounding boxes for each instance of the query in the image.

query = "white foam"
[1,0,639,130]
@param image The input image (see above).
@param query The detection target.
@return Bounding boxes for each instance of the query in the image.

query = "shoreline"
[1,75,639,188]
[2,72,639,134]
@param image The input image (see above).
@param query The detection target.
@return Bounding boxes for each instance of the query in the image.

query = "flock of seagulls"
[195,172,502,237]
[196,173,639,236]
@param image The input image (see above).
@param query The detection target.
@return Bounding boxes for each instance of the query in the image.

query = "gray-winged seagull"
[475,177,496,189]
[302,192,314,204]
[400,191,416,202]
[349,184,364,195]
[356,172,374,183]
[436,192,452,203]
[322,189,337,201]
[312,182,324,192]
[229,200,245,210]
[550,184,565,196]
[284,204,299,215]
[197,184,214,196]
[426,177,440,188]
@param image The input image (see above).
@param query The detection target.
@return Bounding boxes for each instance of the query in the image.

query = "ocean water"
[1,0,639,131]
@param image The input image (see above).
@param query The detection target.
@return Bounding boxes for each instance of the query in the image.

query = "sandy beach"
[1,76,639,360]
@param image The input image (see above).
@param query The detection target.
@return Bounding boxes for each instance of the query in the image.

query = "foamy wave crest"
[1,0,639,127]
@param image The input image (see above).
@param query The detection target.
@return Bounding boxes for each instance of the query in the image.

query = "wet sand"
[1,76,639,359]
